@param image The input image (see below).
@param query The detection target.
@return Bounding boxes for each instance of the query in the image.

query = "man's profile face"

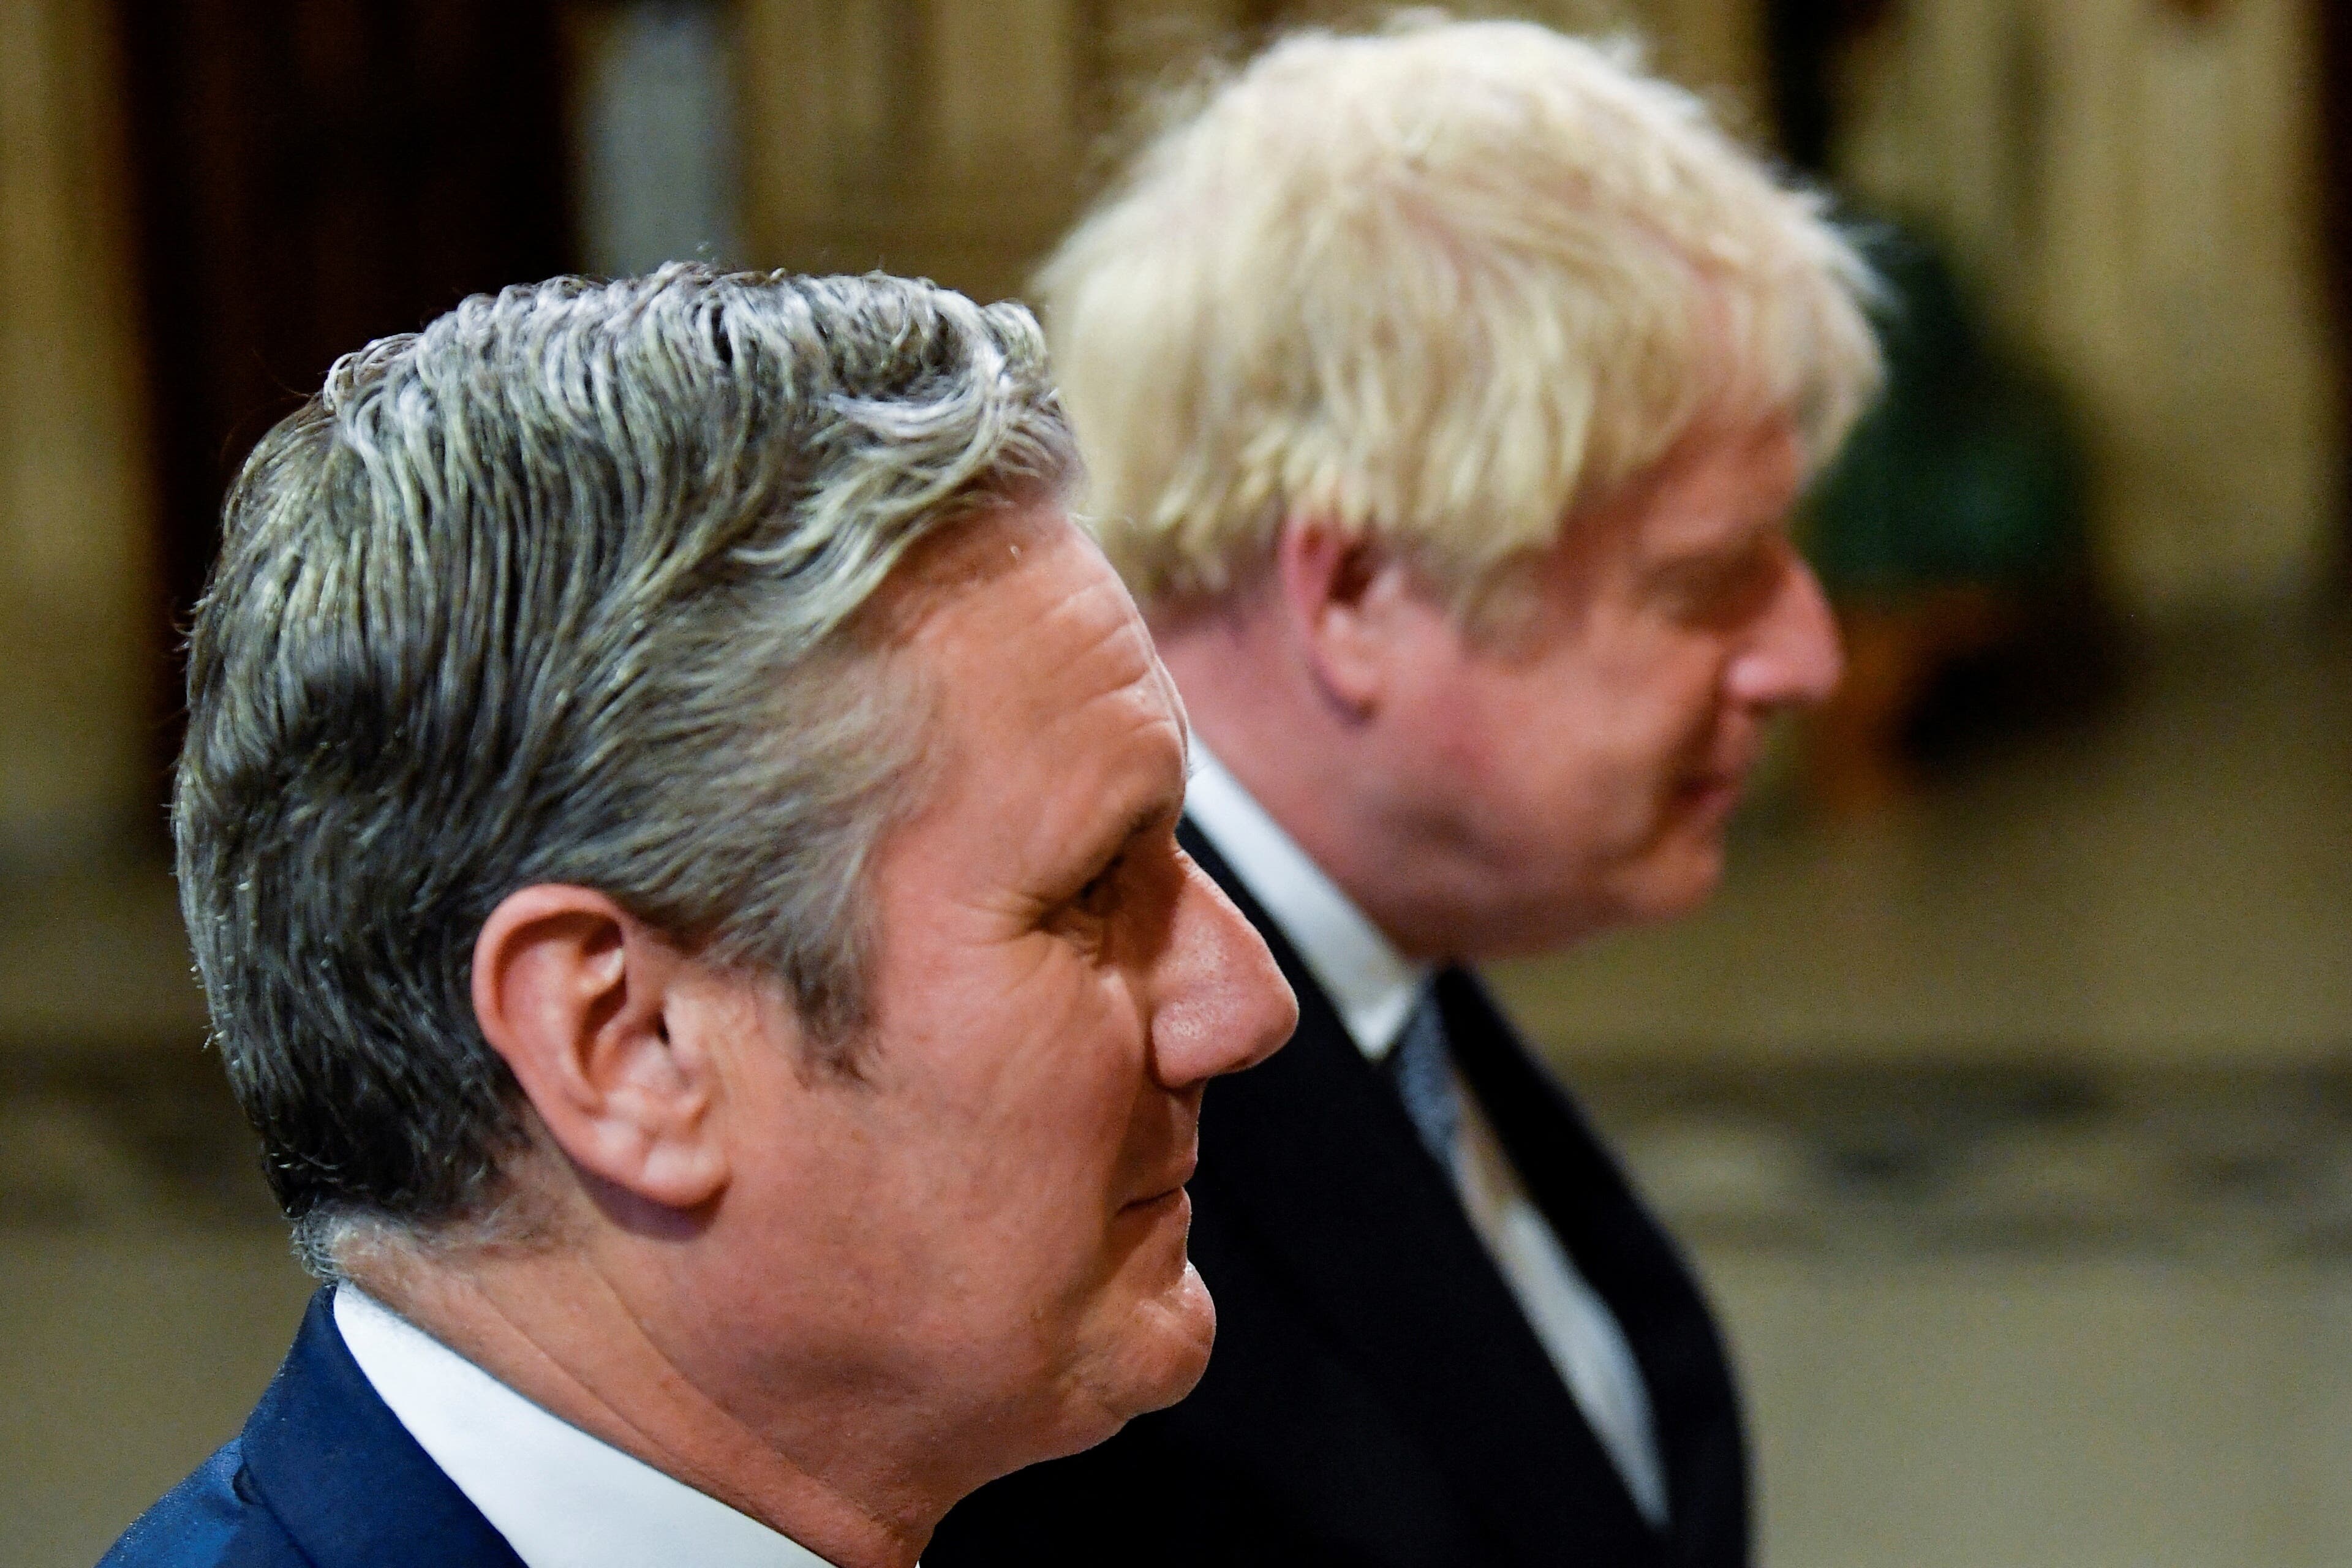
[1381,419,1842,954]
[704,503,1294,1483]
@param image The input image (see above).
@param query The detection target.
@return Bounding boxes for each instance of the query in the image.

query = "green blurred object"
[1806,221,2086,601]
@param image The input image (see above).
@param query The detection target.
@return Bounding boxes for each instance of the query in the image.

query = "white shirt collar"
[1184,742,1430,1061]
[334,1286,838,1568]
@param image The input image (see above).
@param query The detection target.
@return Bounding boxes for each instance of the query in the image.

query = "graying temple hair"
[173,266,1074,1273]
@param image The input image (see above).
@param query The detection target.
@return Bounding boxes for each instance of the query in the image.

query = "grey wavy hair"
[174,265,1075,1272]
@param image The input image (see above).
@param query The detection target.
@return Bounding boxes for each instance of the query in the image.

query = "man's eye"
[1074,854,1125,916]
[1667,541,1778,622]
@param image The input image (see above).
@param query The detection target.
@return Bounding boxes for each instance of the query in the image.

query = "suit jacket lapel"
[1182,822,1660,1566]
[241,1288,527,1568]
[1440,970,1749,1567]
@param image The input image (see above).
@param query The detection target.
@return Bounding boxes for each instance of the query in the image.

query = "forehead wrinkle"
[1025,573,1172,722]
[1030,612,1188,842]
[1046,665,1187,814]
[1608,425,1798,560]
[905,531,1185,890]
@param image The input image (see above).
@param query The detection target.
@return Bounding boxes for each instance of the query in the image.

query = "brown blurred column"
[114,0,576,804]
[2323,0,2352,589]
[0,0,157,864]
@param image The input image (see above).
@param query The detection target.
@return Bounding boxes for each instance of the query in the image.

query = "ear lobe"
[1273,515,1415,716]
[471,886,729,1212]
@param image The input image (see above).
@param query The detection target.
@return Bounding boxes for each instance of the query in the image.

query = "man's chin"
[1616,837,1729,925]
[1055,1261,1218,1456]
[1125,1260,1219,1412]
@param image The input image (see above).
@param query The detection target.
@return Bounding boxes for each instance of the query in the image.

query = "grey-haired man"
[104,267,1294,1568]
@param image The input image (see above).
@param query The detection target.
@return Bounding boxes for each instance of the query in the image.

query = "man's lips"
[1670,763,1753,832]
[1121,1152,1198,1211]
[1678,766,1747,804]
[1681,739,1762,803]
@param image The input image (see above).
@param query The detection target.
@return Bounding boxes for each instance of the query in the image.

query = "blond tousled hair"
[1035,13,1883,612]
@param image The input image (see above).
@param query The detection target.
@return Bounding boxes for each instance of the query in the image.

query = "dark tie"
[1384,983,1461,1168]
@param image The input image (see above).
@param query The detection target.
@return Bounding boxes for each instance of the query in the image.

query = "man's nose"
[1726,551,1844,709]
[1148,861,1298,1089]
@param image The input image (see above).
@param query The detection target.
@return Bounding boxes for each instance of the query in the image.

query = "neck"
[342,1234,936,1568]
[1156,599,1477,963]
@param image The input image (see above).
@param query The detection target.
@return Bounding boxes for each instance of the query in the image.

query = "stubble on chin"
[1028,1262,1218,1468]
[1112,1258,1219,1409]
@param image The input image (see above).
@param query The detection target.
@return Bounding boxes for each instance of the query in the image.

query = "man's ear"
[471,886,728,1212]
[1272,515,1422,717]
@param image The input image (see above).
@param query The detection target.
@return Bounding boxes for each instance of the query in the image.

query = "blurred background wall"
[0,2,2344,1564]
[0,0,152,865]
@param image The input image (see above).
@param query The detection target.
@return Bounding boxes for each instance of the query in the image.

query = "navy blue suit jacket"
[101,1287,524,1568]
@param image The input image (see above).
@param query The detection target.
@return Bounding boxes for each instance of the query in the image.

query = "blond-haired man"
[932,19,1878,1568]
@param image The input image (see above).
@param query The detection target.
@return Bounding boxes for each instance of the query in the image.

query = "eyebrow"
[1075,781,1183,886]
[1118,788,1178,854]
[1647,516,1778,573]
[1709,508,1782,546]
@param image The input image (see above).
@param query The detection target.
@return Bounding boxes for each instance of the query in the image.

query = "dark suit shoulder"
[99,1441,307,1568]
[100,1290,523,1568]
